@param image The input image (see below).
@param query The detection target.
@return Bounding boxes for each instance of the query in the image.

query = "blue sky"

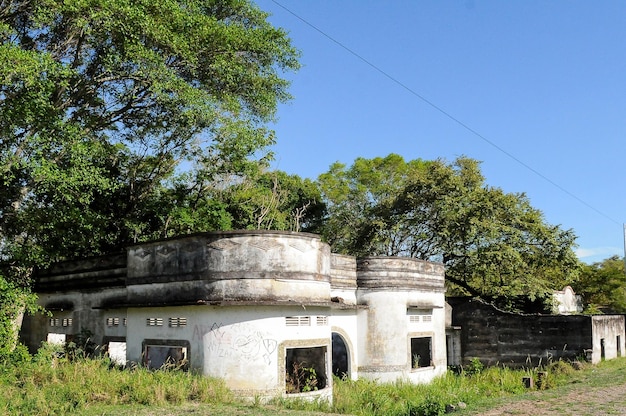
[254,0,626,264]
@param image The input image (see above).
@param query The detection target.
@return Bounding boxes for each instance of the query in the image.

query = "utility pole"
[623,224,626,273]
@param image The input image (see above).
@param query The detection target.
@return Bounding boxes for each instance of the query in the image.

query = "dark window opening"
[618,336,622,357]
[143,339,189,371]
[411,337,432,369]
[332,333,349,378]
[285,346,327,393]
[601,338,606,361]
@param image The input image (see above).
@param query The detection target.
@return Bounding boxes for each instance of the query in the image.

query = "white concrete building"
[20,231,447,400]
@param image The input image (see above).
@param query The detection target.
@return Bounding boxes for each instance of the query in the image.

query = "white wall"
[126,304,332,399]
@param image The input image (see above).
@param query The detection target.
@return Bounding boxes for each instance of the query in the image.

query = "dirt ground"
[477,382,626,416]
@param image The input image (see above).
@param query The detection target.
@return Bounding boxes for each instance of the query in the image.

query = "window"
[411,337,432,369]
[106,317,120,326]
[108,341,127,365]
[143,339,189,371]
[47,333,66,344]
[285,346,327,393]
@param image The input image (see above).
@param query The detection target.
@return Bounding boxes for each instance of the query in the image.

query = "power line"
[270,0,621,226]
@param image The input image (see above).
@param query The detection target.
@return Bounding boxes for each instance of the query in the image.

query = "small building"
[553,286,583,315]
[451,298,625,367]
[20,231,447,400]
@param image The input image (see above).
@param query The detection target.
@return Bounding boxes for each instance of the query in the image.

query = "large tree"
[316,154,579,310]
[0,0,299,273]
[573,256,626,313]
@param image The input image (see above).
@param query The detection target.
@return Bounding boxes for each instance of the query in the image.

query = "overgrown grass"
[0,344,233,415]
[328,363,573,416]
[279,359,591,416]
[1,343,620,416]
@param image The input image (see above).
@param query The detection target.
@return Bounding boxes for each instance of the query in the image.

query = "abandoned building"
[450,298,625,366]
[20,230,448,400]
[19,229,626,400]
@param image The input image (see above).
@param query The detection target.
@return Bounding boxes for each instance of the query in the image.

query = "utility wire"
[270,0,621,226]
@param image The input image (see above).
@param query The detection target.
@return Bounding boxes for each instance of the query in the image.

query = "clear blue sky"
[254,0,626,264]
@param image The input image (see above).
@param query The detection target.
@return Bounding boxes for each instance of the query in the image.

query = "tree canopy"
[315,154,579,310]
[0,0,300,274]
[573,256,626,313]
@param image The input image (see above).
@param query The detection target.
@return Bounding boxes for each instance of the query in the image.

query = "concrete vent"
[285,316,310,327]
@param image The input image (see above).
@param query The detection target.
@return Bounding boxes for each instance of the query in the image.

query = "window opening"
[285,346,327,393]
[601,338,606,360]
[47,333,66,344]
[107,341,127,365]
[618,336,622,358]
[411,337,433,368]
[332,333,349,378]
[144,342,189,370]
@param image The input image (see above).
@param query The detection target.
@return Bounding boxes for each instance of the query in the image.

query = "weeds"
[0,344,616,416]
[0,343,232,415]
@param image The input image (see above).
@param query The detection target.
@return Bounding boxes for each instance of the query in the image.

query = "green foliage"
[407,395,446,416]
[285,361,321,394]
[573,256,626,313]
[0,352,617,415]
[0,353,233,414]
[221,170,325,232]
[0,0,300,271]
[315,154,580,310]
[462,357,485,376]
[0,274,39,359]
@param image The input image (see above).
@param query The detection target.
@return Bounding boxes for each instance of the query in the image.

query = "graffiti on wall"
[194,322,277,365]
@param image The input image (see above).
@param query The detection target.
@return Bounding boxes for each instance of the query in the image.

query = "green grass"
[2,343,626,416]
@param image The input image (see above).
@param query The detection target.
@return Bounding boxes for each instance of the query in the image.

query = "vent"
[49,318,61,327]
[62,318,73,327]
[106,317,120,327]
[408,309,433,324]
[123,318,127,326]
[316,316,328,326]
[285,316,311,327]
[147,318,164,327]
[169,317,187,328]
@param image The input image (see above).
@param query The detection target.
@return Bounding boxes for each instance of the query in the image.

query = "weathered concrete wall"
[330,254,357,305]
[356,257,447,383]
[125,304,332,399]
[126,231,331,306]
[591,315,625,363]
[452,299,595,367]
[22,230,449,399]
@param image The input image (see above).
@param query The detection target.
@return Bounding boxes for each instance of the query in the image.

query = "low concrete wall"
[453,299,595,367]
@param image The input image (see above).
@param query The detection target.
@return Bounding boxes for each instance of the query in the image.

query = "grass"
[2,343,626,416]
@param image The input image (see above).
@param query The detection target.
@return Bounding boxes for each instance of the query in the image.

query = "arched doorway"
[332,332,350,378]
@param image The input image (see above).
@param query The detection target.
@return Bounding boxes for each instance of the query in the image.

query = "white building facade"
[21,231,447,400]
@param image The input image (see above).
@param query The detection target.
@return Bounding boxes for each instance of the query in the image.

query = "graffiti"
[193,322,277,365]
